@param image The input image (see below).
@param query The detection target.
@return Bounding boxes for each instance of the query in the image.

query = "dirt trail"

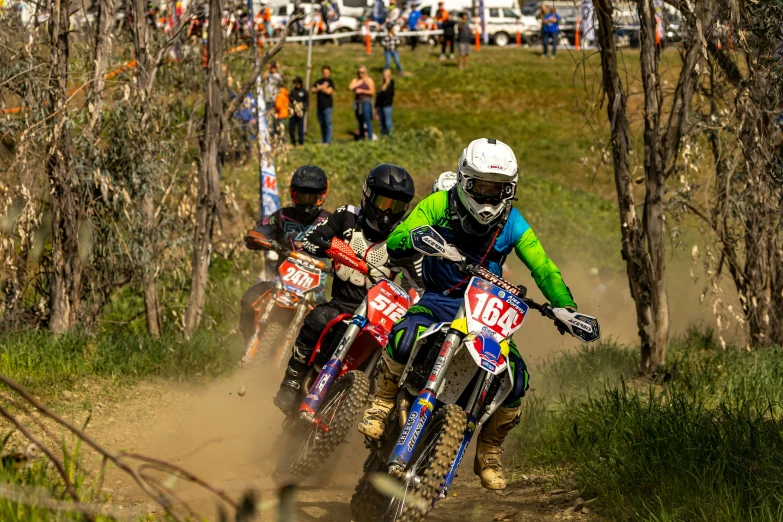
[84,365,593,522]
[81,258,720,520]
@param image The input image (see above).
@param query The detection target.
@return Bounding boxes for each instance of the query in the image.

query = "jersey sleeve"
[387,192,448,259]
[302,206,347,257]
[514,227,577,309]
[252,208,284,242]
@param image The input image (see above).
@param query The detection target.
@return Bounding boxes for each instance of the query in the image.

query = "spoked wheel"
[240,320,285,367]
[275,370,370,481]
[355,404,466,522]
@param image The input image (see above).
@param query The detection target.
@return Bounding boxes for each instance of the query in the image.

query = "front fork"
[388,308,466,476]
[273,301,311,369]
[299,300,369,419]
[439,370,496,497]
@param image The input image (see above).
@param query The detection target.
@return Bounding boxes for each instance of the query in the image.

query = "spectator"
[537,5,548,51]
[289,76,308,146]
[375,68,395,136]
[263,61,284,110]
[407,2,422,50]
[260,2,273,37]
[312,65,335,144]
[233,93,257,161]
[542,6,560,58]
[382,26,404,73]
[386,0,401,26]
[440,12,456,60]
[434,1,448,23]
[457,13,472,69]
[349,65,375,140]
[274,84,290,142]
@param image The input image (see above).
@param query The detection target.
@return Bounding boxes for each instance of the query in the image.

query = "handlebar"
[245,230,332,274]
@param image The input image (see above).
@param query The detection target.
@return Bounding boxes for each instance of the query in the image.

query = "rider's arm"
[252,208,284,242]
[511,216,576,309]
[387,191,448,259]
[301,205,351,257]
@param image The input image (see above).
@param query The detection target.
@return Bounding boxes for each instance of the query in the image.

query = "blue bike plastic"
[388,390,436,468]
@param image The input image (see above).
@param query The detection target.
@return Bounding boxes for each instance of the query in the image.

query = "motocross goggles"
[291,190,327,206]
[366,193,410,215]
[464,178,515,205]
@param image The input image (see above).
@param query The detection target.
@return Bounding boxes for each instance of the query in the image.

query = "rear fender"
[399,322,449,386]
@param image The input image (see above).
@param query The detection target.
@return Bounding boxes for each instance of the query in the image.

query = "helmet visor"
[465,179,514,204]
[292,190,326,206]
[367,193,409,215]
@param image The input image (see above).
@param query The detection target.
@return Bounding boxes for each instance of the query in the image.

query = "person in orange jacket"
[274,86,290,142]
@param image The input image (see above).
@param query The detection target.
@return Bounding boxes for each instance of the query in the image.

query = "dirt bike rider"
[358,138,578,490]
[240,166,331,341]
[431,171,458,193]
[273,164,423,414]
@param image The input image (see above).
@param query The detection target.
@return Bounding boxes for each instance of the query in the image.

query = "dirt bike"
[351,226,601,522]
[241,230,330,368]
[274,238,413,480]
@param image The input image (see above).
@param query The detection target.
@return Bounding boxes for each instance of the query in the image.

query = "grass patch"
[0,330,242,400]
[514,329,783,521]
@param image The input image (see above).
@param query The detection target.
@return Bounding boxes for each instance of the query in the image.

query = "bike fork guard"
[301,357,342,416]
[388,390,436,470]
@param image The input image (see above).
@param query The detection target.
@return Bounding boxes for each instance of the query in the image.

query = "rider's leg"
[239,281,275,342]
[359,293,462,439]
[358,304,437,439]
[474,342,529,489]
[273,301,353,413]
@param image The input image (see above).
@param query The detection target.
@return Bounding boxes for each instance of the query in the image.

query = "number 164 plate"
[464,277,528,342]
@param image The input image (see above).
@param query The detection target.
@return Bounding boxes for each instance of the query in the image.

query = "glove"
[326,237,369,275]
[245,230,273,250]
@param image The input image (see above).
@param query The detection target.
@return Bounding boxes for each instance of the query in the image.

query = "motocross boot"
[273,342,310,415]
[473,405,521,490]
[358,353,405,440]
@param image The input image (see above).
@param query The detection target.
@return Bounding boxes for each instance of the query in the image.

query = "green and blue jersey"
[387,190,576,308]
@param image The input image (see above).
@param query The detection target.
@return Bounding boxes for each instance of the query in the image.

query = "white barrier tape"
[265,28,444,43]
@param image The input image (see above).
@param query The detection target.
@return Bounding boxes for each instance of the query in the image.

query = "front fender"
[463,331,508,376]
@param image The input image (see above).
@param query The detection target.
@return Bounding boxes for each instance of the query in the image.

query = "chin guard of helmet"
[326,237,369,275]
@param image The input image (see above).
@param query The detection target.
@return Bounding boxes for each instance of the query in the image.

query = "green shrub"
[515,331,783,521]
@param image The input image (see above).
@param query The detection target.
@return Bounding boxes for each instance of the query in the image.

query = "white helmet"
[456,138,518,226]
[431,171,458,193]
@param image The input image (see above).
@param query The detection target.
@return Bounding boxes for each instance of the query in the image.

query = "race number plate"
[464,277,528,342]
[278,259,322,294]
[366,280,411,335]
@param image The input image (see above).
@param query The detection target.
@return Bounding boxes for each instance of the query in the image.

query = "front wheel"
[354,404,466,522]
[275,370,370,480]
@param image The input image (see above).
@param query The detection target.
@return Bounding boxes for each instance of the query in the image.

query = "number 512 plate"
[464,277,528,342]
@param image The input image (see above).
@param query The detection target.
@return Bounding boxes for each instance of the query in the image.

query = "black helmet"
[291,165,328,221]
[361,164,415,235]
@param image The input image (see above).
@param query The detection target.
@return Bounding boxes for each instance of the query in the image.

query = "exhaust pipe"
[397,389,413,429]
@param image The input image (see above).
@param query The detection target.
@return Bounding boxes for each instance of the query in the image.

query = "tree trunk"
[637,0,668,369]
[87,0,115,133]
[594,0,659,370]
[184,0,223,333]
[131,0,162,337]
[47,0,81,333]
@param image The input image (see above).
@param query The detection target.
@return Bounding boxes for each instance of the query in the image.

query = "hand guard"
[245,230,273,251]
[326,237,369,275]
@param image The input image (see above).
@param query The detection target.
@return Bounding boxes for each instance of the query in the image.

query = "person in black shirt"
[311,65,335,144]
[272,165,422,414]
[440,12,456,60]
[289,76,308,146]
[375,68,395,136]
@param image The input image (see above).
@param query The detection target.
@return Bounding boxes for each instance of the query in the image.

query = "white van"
[414,0,534,46]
